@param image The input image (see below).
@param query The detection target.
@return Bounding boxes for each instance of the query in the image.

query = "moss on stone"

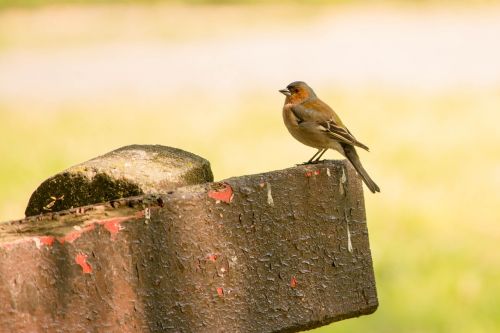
[25,145,213,217]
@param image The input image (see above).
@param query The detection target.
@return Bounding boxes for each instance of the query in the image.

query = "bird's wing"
[290,100,333,123]
[291,102,370,151]
[319,120,370,151]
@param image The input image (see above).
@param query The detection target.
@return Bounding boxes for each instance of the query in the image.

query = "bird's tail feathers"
[354,140,370,151]
[342,144,380,193]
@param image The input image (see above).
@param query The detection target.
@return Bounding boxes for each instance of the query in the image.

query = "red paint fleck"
[39,236,55,246]
[58,224,95,244]
[75,253,92,274]
[305,170,320,177]
[217,287,224,297]
[290,276,297,288]
[208,254,218,262]
[4,215,137,250]
[208,183,234,203]
[102,219,124,240]
[96,216,136,239]
[59,216,133,244]
[104,220,121,234]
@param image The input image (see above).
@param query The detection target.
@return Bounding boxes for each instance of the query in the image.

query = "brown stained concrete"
[0,160,377,333]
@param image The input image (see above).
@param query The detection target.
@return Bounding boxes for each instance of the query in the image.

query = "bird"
[280,81,380,193]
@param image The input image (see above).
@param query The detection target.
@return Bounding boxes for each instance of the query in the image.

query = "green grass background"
[1,1,499,332]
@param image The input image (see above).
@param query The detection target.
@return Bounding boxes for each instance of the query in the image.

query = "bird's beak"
[279,88,291,96]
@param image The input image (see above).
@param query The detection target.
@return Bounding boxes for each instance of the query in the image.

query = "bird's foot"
[297,160,320,166]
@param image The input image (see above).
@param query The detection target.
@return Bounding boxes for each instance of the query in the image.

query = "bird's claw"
[296,160,320,166]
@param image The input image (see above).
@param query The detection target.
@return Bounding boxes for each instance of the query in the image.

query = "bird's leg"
[303,149,323,165]
[313,148,328,163]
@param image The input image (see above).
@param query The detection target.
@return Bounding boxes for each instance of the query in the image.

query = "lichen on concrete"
[25,145,213,217]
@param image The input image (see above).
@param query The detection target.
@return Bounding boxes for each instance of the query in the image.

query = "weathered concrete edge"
[2,160,348,232]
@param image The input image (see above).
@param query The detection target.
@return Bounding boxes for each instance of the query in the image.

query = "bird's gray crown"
[286,81,316,97]
[286,81,307,90]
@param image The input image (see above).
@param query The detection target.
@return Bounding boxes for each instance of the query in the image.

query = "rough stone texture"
[25,145,213,217]
[0,160,378,333]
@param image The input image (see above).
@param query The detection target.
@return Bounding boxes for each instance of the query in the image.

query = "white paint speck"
[33,237,41,249]
[345,211,353,253]
[341,167,347,184]
[144,207,151,224]
[347,222,353,253]
[339,167,347,196]
[327,168,331,177]
[266,182,274,206]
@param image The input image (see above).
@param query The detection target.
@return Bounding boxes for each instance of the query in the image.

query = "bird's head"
[279,81,316,104]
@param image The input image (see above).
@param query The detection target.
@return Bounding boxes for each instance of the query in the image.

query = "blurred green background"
[1,1,499,332]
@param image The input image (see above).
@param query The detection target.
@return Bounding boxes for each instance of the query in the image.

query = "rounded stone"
[25,145,213,217]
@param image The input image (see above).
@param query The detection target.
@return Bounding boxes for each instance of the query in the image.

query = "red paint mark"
[60,216,133,244]
[39,236,55,246]
[103,219,123,240]
[2,214,137,251]
[104,220,121,234]
[290,276,297,288]
[58,224,95,244]
[305,170,320,177]
[217,287,224,297]
[75,253,92,274]
[208,254,218,262]
[95,216,136,239]
[208,183,233,203]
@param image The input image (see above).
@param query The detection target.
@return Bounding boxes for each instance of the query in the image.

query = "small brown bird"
[280,81,380,193]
